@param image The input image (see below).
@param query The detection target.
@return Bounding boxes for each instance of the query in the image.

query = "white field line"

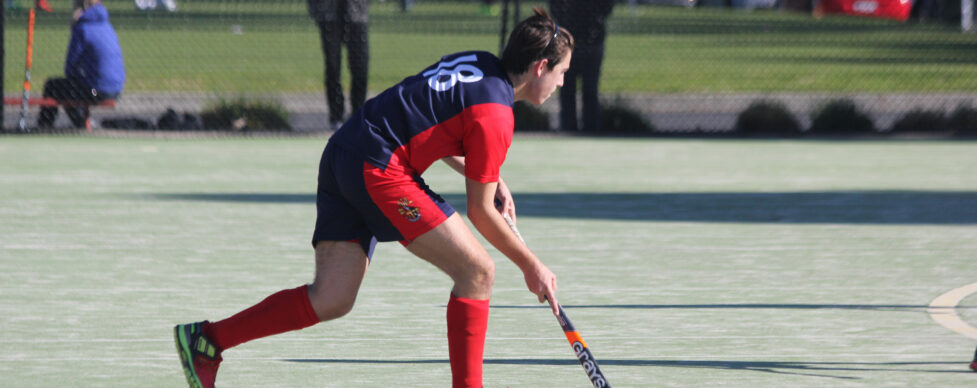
[927,282,977,340]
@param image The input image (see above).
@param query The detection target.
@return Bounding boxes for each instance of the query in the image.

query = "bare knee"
[471,259,495,291]
[455,257,495,299]
[308,240,368,321]
[306,281,357,321]
[404,215,496,299]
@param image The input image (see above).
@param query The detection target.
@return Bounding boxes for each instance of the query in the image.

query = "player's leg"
[580,43,604,133]
[205,241,368,349]
[317,19,345,124]
[356,152,491,387]
[65,104,89,129]
[406,214,494,300]
[558,65,578,131]
[174,241,368,388]
[36,77,92,128]
[346,21,369,116]
[406,214,494,388]
[307,240,371,321]
[37,78,70,127]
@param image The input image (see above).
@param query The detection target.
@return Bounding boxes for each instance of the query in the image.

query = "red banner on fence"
[818,0,913,21]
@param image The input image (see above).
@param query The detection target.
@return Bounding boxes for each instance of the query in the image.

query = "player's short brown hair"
[500,8,574,75]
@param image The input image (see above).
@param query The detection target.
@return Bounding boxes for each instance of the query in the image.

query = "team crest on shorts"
[397,198,421,222]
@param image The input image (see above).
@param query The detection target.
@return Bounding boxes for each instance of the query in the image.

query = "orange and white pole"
[17,6,36,132]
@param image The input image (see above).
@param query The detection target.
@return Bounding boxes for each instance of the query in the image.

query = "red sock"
[204,285,319,351]
[446,293,490,388]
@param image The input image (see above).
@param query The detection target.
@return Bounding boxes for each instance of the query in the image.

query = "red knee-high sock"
[447,293,490,388]
[204,285,320,351]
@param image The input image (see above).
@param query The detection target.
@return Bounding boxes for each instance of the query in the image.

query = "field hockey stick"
[502,214,611,388]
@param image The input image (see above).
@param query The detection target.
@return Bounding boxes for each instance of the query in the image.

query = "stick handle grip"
[502,213,524,243]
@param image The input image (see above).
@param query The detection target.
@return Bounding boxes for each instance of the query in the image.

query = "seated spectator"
[38,0,125,128]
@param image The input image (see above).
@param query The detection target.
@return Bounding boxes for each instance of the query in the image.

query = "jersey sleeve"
[462,103,514,183]
[64,27,85,77]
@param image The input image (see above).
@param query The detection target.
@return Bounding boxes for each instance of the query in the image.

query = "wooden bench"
[4,97,117,131]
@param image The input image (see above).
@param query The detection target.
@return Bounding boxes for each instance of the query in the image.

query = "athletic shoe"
[174,321,222,388]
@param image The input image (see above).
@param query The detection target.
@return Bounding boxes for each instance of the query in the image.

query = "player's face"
[528,51,572,106]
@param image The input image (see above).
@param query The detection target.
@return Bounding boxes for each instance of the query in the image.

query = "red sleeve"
[462,103,514,183]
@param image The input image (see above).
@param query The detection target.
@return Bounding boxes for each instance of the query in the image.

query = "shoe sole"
[174,324,204,388]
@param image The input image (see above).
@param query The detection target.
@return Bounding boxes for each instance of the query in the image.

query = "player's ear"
[533,59,548,78]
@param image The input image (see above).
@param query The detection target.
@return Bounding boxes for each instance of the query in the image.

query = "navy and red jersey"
[329,51,515,183]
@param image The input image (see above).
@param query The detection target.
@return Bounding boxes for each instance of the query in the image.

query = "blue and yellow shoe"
[174,321,222,388]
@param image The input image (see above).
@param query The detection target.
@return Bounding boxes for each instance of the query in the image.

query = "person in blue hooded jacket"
[37,0,125,129]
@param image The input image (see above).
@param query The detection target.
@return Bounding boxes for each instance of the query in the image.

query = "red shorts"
[312,141,455,258]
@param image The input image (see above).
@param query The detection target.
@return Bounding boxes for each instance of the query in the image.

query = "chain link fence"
[3,0,977,132]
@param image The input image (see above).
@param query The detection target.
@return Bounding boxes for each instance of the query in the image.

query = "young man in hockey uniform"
[175,9,573,388]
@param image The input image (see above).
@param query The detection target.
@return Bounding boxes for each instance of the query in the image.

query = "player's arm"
[441,156,517,222]
[442,156,466,175]
[465,178,558,316]
[64,29,85,77]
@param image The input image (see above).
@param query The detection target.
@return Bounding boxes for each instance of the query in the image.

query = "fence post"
[964,0,974,32]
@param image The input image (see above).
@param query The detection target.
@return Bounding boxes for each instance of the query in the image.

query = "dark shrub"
[889,109,946,133]
[200,98,291,131]
[809,99,875,134]
[734,100,801,135]
[100,117,155,130]
[600,99,654,133]
[947,105,977,135]
[513,101,550,132]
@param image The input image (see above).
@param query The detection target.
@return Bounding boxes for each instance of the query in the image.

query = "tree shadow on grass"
[147,190,977,225]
